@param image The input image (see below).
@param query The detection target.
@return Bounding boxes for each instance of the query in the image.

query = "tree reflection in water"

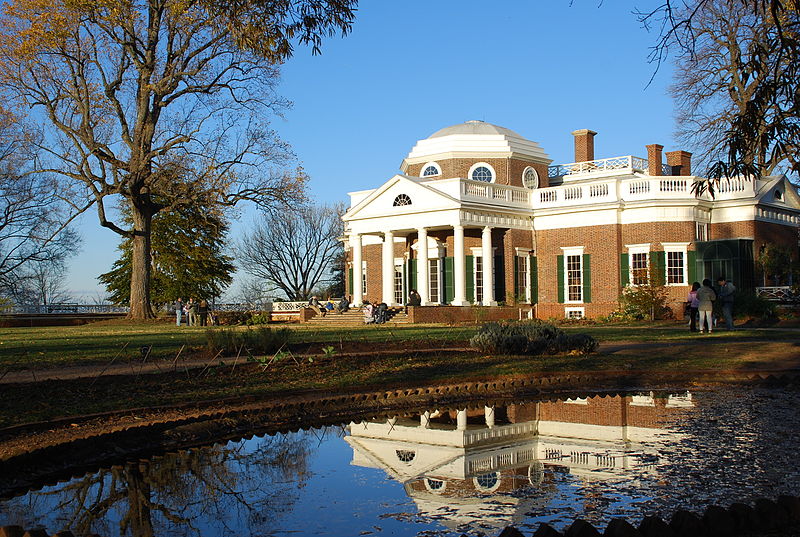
[8,431,317,537]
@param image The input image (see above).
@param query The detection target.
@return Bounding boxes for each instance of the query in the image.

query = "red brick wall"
[406,157,548,187]
[407,305,533,324]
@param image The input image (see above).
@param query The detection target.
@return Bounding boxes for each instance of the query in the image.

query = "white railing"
[548,155,649,178]
[755,286,797,302]
[0,303,129,314]
[535,180,616,207]
[717,177,748,193]
[267,301,308,312]
[461,179,530,206]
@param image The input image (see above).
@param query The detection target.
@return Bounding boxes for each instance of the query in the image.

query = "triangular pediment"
[344,174,462,221]
[755,175,800,209]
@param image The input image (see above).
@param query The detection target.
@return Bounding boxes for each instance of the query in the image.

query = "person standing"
[198,299,209,326]
[716,276,736,330]
[696,279,716,333]
[687,282,700,332]
[175,297,184,326]
[186,297,197,326]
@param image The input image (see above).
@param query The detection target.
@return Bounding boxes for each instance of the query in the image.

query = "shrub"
[469,320,598,356]
[733,292,777,320]
[205,326,290,356]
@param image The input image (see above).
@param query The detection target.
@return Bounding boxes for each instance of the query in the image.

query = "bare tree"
[0,110,80,298]
[669,0,798,177]
[233,277,276,308]
[236,203,344,300]
[0,0,355,318]
[638,0,800,191]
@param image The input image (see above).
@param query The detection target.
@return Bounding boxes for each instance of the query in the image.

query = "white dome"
[402,120,551,169]
[428,120,524,139]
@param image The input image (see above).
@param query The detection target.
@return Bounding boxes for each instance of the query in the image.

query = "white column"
[420,410,431,429]
[381,231,395,305]
[452,225,468,306]
[456,409,468,431]
[352,233,363,306]
[484,406,495,428]
[481,226,496,306]
[417,227,429,305]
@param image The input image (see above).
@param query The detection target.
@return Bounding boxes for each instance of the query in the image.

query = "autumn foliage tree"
[0,0,355,318]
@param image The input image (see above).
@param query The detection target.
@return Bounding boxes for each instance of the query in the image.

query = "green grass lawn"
[1,319,797,372]
[0,320,798,427]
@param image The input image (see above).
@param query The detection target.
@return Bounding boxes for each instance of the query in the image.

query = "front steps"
[304,307,409,326]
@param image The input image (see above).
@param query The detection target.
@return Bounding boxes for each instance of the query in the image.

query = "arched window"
[421,162,441,177]
[523,167,539,189]
[469,162,495,183]
[475,472,500,491]
[396,449,415,462]
[393,194,412,206]
[425,478,445,492]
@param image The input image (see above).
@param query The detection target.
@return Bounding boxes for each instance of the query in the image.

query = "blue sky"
[66,1,679,299]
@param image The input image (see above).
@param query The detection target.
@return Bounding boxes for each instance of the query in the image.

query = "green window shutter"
[582,253,591,303]
[530,255,538,304]
[620,253,629,287]
[557,255,564,303]
[348,267,353,296]
[409,259,417,292]
[466,255,474,303]
[444,257,454,304]
[513,256,519,302]
[650,251,666,284]
[687,250,697,284]
[494,255,505,302]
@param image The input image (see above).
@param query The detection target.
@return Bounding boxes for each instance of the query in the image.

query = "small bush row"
[469,320,598,355]
[205,326,290,356]
[215,310,272,325]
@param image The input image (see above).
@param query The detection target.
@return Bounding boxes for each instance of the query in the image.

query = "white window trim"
[420,162,441,177]
[468,162,496,183]
[662,242,689,286]
[561,246,584,304]
[522,166,539,189]
[630,392,655,407]
[626,244,650,286]
[695,221,709,241]
[515,254,530,303]
[565,307,585,319]
[514,247,532,256]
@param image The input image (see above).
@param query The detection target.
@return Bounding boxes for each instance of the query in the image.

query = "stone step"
[306,308,409,325]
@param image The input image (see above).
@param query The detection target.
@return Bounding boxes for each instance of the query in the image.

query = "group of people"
[362,300,390,324]
[174,297,212,327]
[686,276,736,333]
[307,295,351,316]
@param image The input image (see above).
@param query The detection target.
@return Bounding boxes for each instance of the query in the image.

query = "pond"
[1,384,799,536]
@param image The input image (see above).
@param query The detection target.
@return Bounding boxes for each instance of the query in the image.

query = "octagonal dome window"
[469,163,495,183]
[393,194,412,207]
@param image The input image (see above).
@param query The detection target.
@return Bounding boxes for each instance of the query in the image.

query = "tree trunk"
[129,203,155,319]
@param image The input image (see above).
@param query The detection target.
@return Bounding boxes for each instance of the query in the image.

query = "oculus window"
[471,166,493,182]
[523,167,539,189]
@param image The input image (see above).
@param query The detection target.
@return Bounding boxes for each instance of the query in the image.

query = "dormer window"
[469,162,495,183]
[393,194,412,206]
[775,189,783,201]
[421,162,441,177]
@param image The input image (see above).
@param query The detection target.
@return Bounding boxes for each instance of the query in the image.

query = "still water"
[1,385,799,536]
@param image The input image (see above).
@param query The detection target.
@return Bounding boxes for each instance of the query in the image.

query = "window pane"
[472,166,493,182]
[667,251,684,284]
[566,254,582,302]
[475,257,483,303]
[429,259,439,304]
[631,252,648,285]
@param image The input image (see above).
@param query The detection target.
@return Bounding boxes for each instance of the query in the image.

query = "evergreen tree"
[100,204,235,307]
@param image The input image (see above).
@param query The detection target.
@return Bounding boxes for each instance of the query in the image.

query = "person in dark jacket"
[716,276,736,330]
[198,299,209,326]
[175,298,184,326]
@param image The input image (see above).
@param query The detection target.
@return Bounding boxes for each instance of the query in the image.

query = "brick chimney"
[665,150,692,176]
[646,144,664,176]
[572,129,597,162]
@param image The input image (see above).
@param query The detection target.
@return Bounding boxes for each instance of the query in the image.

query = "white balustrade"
[460,178,530,206]
[589,183,609,198]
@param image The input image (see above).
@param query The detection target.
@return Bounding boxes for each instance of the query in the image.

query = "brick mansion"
[341,121,800,319]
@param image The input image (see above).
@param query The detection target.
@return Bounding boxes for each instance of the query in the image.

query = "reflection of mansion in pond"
[342,121,800,318]
[346,393,692,531]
